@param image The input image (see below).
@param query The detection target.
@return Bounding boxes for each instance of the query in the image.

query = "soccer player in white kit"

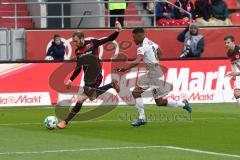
[115,28,192,127]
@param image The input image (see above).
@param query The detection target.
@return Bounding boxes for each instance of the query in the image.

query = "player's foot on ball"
[131,119,147,127]
[182,99,192,113]
[57,120,67,129]
[112,79,120,93]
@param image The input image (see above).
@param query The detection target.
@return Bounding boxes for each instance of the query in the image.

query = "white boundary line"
[165,146,240,158]
[0,122,42,126]
[0,146,239,158]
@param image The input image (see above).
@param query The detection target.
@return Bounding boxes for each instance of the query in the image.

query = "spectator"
[210,0,232,25]
[174,0,195,20]
[45,34,65,61]
[106,0,127,27]
[156,2,174,20]
[177,24,204,58]
[145,2,154,14]
[195,0,212,25]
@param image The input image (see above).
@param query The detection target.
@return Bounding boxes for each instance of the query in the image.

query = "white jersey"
[136,38,170,98]
[231,61,240,90]
[137,37,159,66]
[136,37,162,78]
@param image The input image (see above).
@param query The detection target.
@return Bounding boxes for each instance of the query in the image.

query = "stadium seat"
[0,5,27,11]
[104,2,144,27]
[231,13,240,25]
[0,11,29,16]
[0,22,33,28]
[225,0,239,9]
[125,3,145,26]
[0,0,34,28]
[125,9,141,21]
[168,0,196,5]
[168,0,176,3]
[156,18,195,26]
[0,0,25,2]
[0,18,32,23]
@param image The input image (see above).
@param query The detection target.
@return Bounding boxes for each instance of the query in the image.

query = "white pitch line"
[165,146,240,158]
[0,146,162,155]
[0,122,42,126]
[0,146,239,158]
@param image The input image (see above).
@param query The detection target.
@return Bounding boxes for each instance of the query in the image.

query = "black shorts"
[84,74,103,97]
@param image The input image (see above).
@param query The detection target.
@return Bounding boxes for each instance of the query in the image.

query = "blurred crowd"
[144,0,233,26]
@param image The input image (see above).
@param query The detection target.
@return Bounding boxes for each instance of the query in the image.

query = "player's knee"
[156,100,164,106]
[235,94,240,99]
[132,90,141,98]
[234,90,240,98]
[77,98,85,104]
[77,93,88,103]
[155,98,167,106]
[132,86,143,98]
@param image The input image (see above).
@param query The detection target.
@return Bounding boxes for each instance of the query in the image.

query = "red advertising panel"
[0,59,236,106]
[26,28,240,60]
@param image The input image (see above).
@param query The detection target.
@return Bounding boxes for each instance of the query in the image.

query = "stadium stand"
[231,12,240,24]
[124,3,144,27]
[154,0,240,26]
[0,0,239,28]
[226,0,239,9]
[0,0,33,28]
[224,0,240,25]
[105,2,144,27]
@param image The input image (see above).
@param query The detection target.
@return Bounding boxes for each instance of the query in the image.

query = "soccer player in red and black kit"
[57,22,122,129]
[224,35,240,104]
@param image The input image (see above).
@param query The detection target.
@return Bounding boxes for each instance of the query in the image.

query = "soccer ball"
[44,116,58,130]
[45,56,54,61]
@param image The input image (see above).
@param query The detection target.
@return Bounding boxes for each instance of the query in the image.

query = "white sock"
[236,98,240,104]
[167,99,185,108]
[135,98,146,120]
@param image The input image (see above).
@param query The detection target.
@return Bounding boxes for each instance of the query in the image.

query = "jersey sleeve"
[137,46,145,56]
[70,63,82,81]
[92,31,119,47]
[152,42,159,50]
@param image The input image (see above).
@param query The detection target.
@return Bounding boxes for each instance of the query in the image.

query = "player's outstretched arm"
[94,21,122,46]
[227,71,240,77]
[115,54,143,73]
[66,65,82,89]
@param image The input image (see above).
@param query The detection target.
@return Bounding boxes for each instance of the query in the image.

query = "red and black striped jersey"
[227,45,240,62]
[70,31,119,82]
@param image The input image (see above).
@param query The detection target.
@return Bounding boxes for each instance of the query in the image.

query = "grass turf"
[0,104,240,160]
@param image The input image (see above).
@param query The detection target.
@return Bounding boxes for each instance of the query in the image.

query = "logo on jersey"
[86,44,91,49]
[148,41,153,45]
[137,49,144,55]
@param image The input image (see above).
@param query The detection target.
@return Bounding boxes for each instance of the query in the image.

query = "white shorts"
[234,76,240,90]
[137,64,172,99]
[231,62,240,90]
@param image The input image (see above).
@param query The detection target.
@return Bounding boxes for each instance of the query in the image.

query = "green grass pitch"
[0,104,240,160]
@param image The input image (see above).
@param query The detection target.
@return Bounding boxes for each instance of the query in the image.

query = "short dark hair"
[53,34,60,39]
[72,32,84,39]
[132,27,145,34]
[224,35,235,42]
